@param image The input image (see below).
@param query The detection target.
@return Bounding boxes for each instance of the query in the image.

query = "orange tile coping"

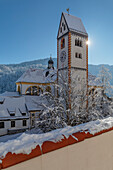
[1,127,113,169]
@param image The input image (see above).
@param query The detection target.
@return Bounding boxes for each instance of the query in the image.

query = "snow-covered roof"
[0,91,20,97]
[0,97,28,119]
[0,95,47,119]
[88,72,101,87]
[63,12,88,36]
[25,96,46,111]
[16,68,57,84]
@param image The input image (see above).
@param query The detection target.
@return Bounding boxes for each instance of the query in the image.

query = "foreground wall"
[4,129,113,170]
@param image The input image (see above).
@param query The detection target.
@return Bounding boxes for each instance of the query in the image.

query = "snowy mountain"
[0,58,113,94]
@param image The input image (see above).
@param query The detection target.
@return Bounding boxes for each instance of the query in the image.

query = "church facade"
[16,58,57,96]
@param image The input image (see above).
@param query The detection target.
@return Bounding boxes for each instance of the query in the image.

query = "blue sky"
[0,0,113,65]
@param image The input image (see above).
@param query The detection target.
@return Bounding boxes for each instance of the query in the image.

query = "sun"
[86,40,90,45]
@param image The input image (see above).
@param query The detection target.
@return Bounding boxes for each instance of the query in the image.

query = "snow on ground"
[1,116,113,159]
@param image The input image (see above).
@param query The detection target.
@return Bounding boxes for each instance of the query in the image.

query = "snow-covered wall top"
[1,117,113,169]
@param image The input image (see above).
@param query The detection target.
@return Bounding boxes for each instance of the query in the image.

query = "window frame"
[75,52,78,58]
[0,122,4,129]
[79,53,82,59]
[75,39,83,47]
[61,38,65,49]
[23,120,27,127]
[11,121,15,128]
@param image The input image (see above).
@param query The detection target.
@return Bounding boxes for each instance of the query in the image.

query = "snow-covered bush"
[36,92,67,132]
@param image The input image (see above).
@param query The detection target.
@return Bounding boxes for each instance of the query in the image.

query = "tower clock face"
[60,51,66,62]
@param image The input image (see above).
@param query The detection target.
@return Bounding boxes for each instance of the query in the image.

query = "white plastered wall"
[58,34,68,69]
[71,33,87,69]
[0,119,29,136]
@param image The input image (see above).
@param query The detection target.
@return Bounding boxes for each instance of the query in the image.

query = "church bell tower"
[57,12,88,106]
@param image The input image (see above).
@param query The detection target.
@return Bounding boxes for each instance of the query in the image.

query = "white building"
[0,96,29,136]
[0,58,56,136]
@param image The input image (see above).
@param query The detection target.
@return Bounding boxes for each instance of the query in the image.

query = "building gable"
[58,12,88,38]
[57,13,69,39]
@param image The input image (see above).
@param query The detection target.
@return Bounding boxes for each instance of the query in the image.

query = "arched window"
[77,39,80,46]
[26,87,32,95]
[80,41,82,47]
[75,39,82,47]
[64,25,66,31]
[75,53,78,58]
[61,38,65,49]
[26,86,43,96]
[37,87,43,96]
[32,86,38,95]
[79,53,82,59]
[17,85,20,94]
[46,86,51,93]
[75,39,77,46]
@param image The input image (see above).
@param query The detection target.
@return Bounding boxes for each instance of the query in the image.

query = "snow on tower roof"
[16,68,57,84]
[63,12,88,36]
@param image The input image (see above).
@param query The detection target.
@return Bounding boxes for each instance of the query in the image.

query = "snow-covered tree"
[87,66,113,120]
[88,87,113,120]
[98,65,113,96]
[36,92,67,132]
[36,69,89,132]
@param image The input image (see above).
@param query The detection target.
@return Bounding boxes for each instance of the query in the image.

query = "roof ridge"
[63,12,81,20]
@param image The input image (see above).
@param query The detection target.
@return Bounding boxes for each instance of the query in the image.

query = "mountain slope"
[0,58,112,94]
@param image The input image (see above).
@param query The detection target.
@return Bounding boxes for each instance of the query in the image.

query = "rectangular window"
[75,53,78,58]
[23,120,27,126]
[0,122,4,129]
[11,121,15,127]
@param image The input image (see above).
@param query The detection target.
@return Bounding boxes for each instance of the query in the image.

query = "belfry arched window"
[80,41,82,47]
[79,53,82,59]
[75,39,77,46]
[75,39,82,47]
[77,39,80,46]
[61,38,65,49]
[75,53,78,58]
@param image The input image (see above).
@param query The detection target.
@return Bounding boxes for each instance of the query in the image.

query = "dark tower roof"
[48,57,54,64]
[48,57,54,69]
